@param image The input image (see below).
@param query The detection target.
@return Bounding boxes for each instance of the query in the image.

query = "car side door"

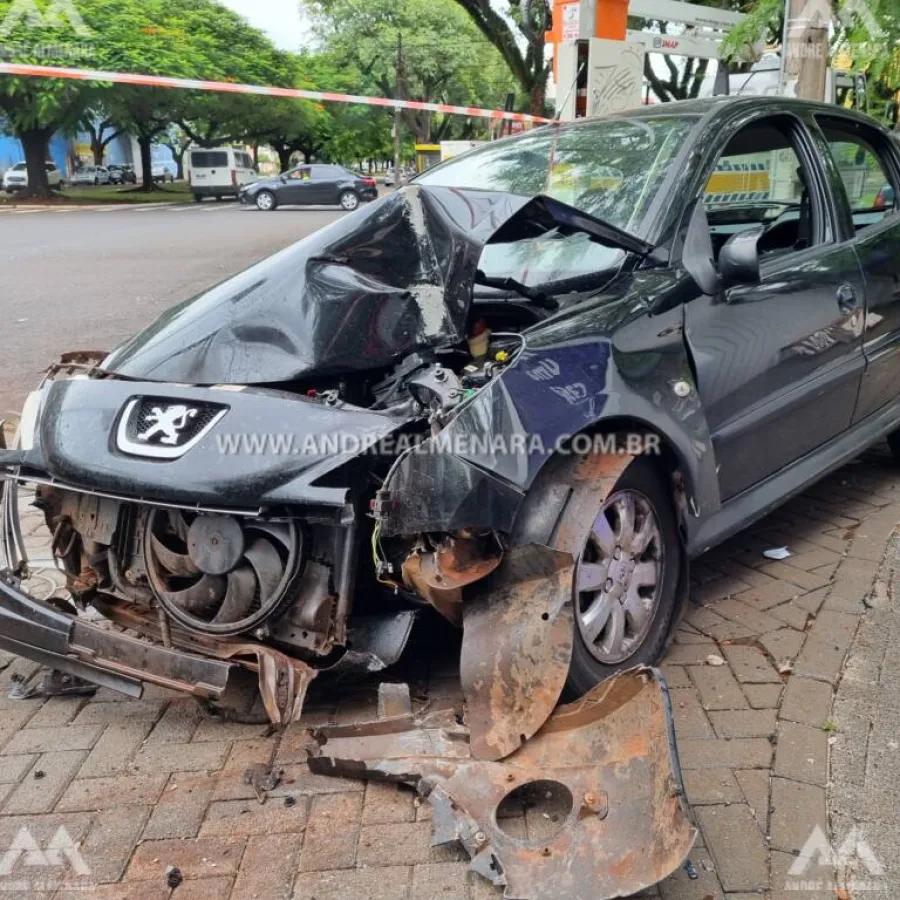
[280,166,314,204]
[813,114,900,423]
[309,165,340,204]
[683,111,867,501]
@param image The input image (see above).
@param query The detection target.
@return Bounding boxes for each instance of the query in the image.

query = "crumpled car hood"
[103,186,528,385]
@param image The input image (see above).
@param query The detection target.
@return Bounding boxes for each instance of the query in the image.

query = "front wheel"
[255,190,277,211]
[564,456,684,695]
[339,190,360,211]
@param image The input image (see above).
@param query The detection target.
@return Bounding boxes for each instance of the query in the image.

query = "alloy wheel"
[340,191,359,211]
[256,191,275,211]
[574,490,664,665]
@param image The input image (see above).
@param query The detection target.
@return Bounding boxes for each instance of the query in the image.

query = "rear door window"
[816,116,898,229]
[191,151,229,169]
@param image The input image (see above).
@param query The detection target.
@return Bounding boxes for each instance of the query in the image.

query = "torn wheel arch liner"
[309,667,697,900]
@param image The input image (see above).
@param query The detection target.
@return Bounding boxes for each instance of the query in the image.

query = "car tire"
[558,455,685,696]
[339,190,360,211]
[94,178,99,186]
[193,194,203,203]
[255,190,277,212]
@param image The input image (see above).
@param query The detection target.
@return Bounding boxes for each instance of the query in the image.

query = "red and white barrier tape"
[0,63,553,125]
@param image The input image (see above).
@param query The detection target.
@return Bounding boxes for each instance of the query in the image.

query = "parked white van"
[187,148,257,201]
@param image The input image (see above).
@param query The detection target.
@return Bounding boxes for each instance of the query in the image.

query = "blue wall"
[0,132,69,175]
[0,128,175,176]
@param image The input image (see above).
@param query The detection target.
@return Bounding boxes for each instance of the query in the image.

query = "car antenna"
[554,61,586,124]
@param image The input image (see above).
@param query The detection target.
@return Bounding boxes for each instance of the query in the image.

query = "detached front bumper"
[0,574,236,700]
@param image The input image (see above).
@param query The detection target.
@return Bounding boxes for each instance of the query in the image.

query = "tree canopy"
[305,0,515,142]
[0,0,300,193]
[721,0,900,123]
[448,0,552,116]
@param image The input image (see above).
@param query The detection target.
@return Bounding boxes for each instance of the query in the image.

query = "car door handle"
[837,284,858,313]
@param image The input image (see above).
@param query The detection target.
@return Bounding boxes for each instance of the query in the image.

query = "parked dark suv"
[239,163,378,211]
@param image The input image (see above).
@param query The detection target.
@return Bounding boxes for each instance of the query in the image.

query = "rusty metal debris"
[402,533,502,626]
[378,682,412,719]
[458,452,634,763]
[460,544,574,761]
[220,644,317,726]
[309,667,696,900]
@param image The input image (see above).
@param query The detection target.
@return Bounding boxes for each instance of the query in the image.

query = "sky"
[218,0,312,51]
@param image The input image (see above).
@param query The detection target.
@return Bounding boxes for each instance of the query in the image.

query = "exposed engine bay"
[32,322,528,665]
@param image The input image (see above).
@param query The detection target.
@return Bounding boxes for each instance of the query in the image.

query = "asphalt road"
[0,202,345,418]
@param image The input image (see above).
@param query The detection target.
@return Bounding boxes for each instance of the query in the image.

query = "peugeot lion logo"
[138,405,199,445]
[117,398,226,459]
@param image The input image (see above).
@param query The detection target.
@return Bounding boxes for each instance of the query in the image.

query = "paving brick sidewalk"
[828,530,900,897]
[0,447,898,899]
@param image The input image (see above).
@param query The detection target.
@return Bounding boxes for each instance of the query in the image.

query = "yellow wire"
[372,522,401,589]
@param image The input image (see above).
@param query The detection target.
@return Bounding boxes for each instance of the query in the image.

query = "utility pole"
[782,0,830,101]
[393,32,402,186]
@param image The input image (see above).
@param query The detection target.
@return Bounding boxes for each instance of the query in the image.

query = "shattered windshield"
[419,115,698,290]
[417,115,699,237]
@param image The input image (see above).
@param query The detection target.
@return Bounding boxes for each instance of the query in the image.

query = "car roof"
[585,95,888,129]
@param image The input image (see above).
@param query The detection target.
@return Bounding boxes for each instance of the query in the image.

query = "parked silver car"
[70,166,111,186]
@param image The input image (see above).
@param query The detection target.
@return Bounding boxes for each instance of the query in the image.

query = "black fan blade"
[211,566,257,624]
[244,537,284,605]
[245,522,293,553]
[167,509,190,541]
[151,534,200,577]
[164,574,226,614]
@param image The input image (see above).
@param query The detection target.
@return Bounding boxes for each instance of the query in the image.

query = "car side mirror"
[279,174,288,183]
[719,226,764,289]
[682,199,720,297]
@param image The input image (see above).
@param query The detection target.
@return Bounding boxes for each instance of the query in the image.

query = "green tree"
[243,95,332,171]
[174,20,297,150]
[0,73,92,196]
[160,124,192,180]
[721,0,899,121]
[101,0,294,189]
[79,99,124,166]
[0,0,294,194]
[305,0,513,141]
[299,51,393,168]
[0,0,106,196]
[448,0,551,116]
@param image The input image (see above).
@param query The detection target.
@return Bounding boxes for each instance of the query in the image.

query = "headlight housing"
[18,389,43,452]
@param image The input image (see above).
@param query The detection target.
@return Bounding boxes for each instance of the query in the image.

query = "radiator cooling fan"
[145,509,302,636]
